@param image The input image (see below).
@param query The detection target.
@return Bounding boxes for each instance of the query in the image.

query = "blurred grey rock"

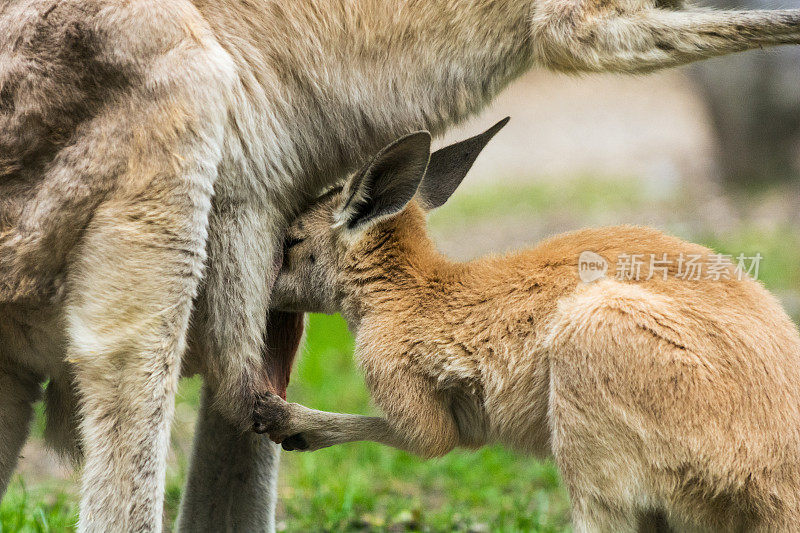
[690,0,800,188]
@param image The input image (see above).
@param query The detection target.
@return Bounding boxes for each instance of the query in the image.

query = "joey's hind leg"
[569,497,639,533]
[552,412,639,533]
[549,362,642,532]
[550,393,641,532]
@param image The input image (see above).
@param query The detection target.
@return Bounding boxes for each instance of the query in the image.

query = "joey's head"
[271,117,509,314]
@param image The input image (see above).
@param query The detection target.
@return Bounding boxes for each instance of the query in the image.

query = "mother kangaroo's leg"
[177,312,305,532]
[0,314,50,495]
[57,12,229,522]
[66,169,213,531]
[3,0,235,527]
[0,365,42,495]
[177,387,281,532]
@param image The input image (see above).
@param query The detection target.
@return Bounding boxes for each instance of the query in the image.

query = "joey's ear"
[336,131,431,231]
[416,117,509,210]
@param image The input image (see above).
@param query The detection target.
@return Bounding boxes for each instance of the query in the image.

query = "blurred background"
[5,23,800,532]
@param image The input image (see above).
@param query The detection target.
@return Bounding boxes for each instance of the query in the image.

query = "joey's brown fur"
[264,126,800,532]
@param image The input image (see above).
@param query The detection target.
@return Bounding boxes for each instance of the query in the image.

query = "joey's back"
[272,125,800,530]
[384,223,798,367]
[351,220,800,468]
[351,222,753,355]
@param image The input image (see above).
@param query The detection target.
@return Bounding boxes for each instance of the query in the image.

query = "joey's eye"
[284,236,305,251]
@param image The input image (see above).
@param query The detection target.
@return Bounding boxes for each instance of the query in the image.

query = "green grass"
[697,224,800,294]
[0,478,76,533]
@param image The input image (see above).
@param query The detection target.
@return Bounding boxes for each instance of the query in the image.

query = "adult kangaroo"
[1,0,799,530]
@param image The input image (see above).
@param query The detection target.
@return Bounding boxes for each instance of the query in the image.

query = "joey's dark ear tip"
[486,116,510,137]
[338,128,432,231]
[416,117,509,211]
